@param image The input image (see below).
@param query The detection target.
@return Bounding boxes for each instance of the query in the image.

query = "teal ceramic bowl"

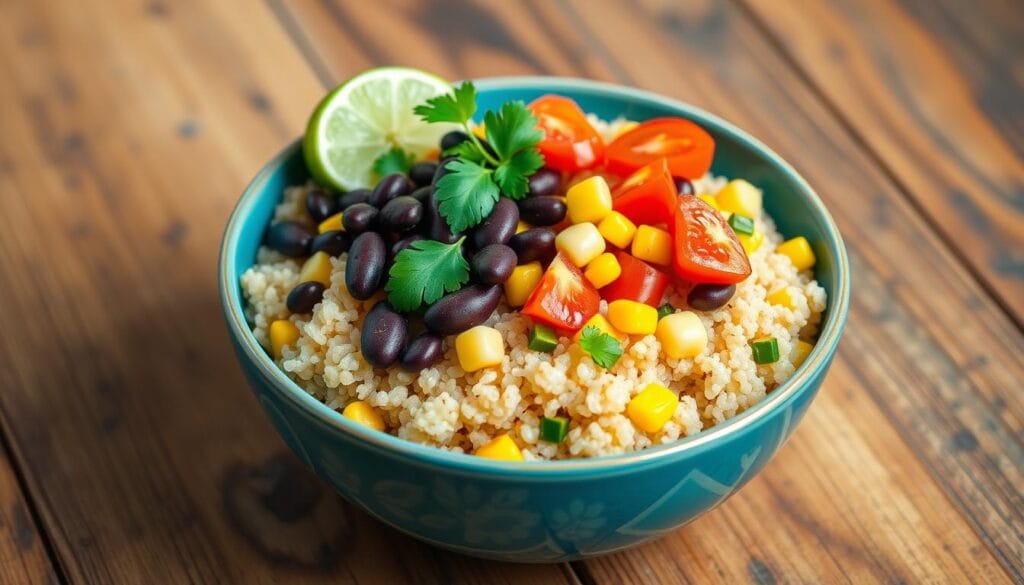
[219,77,850,562]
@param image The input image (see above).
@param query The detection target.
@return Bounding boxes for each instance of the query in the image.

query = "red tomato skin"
[528,96,606,172]
[671,197,751,284]
[521,253,600,332]
[606,118,715,179]
[601,251,670,307]
[611,159,678,226]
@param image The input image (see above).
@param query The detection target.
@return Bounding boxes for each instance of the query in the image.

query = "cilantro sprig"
[385,237,470,312]
[373,146,415,176]
[414,82,543,233]
[578,326,623,368]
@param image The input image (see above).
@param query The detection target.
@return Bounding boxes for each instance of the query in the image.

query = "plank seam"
[263,0,336,89]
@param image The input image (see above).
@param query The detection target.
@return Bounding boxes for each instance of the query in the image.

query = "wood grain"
[741,0,1024,326]
[0,445,58,585]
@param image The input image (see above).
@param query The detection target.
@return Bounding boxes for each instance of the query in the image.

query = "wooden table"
[0,0,1020,582]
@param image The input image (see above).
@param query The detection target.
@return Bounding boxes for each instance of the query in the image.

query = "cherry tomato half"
[522,253,600,332]
[601,251,670,307]
[528,96,605,172]
[606,118,715,179]
[611,158,677,226]
[671,196,751,284]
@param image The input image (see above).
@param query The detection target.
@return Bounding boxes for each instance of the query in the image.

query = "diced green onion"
[751,337,780,364]
[540,416,569,443]
[727,213,755,236]
[656,303,675,320]
[528,324,559,353]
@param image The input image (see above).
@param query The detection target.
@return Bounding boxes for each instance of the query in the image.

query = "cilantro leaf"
[385,238,470,312]
[483,101,543,161]
[578,326,623,368]
[494,148,545,199]
[444,140,486,164]
[373,146,415,177]
[413,81,477,125]
[434,159,499,232]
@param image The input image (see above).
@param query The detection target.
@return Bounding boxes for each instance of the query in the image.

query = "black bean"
[338,188,371,210]
[346,232,387,300]
[379,196,424,233]
[409,185,432,204]
[409,162,438,187]
[423,189,462,244]
[687,283,736,311]
[311,230,350,256]
[440,131,470,151]
[341,203,378,235]
[305,188,338,223]
[361,301,408,368]
[471,197,519,249]
[390,234,424,259]
[674,177,695,196]
[286,281,325,314]
[517,196,567,226]
[508,227,556,264]
[424,284,502,335]
[369,173,414,207]
[471,244,517,285]
[432,156,458,186]
[527,167,562,198]
[399,333,445,372]
[265,221,313,257]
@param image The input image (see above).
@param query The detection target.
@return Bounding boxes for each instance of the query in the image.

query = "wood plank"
[0,0,573,583]
[740,0,1024,325]
[282,0,1024,581]
[0,444,59,585]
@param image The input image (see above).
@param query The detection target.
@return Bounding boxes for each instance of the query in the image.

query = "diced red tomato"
[606,118,715,179]
[522,253,600,332]
[528,96,606,172]
[611,159,677,226]
[671,196,751,284]
[601,251,670,307]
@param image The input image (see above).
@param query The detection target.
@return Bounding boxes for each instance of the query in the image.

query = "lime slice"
[304,67,459,191]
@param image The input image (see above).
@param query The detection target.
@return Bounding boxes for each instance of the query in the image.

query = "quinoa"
[240,118,827,460]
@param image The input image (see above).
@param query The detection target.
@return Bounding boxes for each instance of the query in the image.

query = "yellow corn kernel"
[573,313,627,343]
[269,319,300,360]
[505,262,542,307]
[715,179,762,217]
[607,299,658,335]
[565,176,613,224]
[656,311,707,359]
[766,287,796,309]
[299,251,333,287]
[455,325,505,372]
[794,340,814,368]
[515,220,531,234]
[627,383,678,433]
[631,225,672,265]
[776,236,815,271]
[738,230,763,254]
[472,124,486,139]
[597,211,637,249]
[555,222,606,267]
[318,212,344,234]
[698,194,720,211]
[475,434,524,461]
[342,401,386,431]
[584,253,622,289]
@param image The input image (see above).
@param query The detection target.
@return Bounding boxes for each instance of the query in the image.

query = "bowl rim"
[219,76,851,476]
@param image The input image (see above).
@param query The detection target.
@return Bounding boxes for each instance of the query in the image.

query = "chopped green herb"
[385,237,469,312]
[656,303,675,320]
[528,324,559,353]
[539,416,569,444]
[751,337,780,364]
[413,81,477,125]
[727,213,755,236]
[578,325,623,368]
[372,146,415,177]
[434,160,500,233]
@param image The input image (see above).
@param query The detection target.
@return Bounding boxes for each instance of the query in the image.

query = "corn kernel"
[455,326,505,372]
[607,299,658,335]
[715,179,762,217]
[515,220,531,234]
[776,236,816,271]
[631,225,672,265]
[766,287,796,309]
[565,176,613,224]
[738,230,763,254]
[573,313,627,342]
[794,340,814,368]
[299,251,333,287]
[472,123,486,139]
[342,401,386,431]
[584,253,621,289]
[269,319,299,359]
[475,434,524,461]
[656,311,707,359]
[698,194,720,210]
[597,211,637,249]
[318,212,344,234]
[627,383,678,433]
[555,222,606,267]
[505,262,542,307]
